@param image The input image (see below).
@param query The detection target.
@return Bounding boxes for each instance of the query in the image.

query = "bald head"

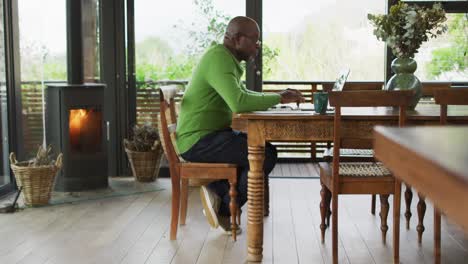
[223,16,260,62]
[225,16,259,39]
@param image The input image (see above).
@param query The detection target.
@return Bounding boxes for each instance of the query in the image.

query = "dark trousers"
[181,128,277,217]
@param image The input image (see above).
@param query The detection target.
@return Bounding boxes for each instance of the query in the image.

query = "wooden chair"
[397,82,451,241]
[158,85,240,241]
[432,87,468,263]
[319,90,413,264]
[322,82,383,218]
[422,82,452,97]
[322,82,450,224]
[322,81,384,92]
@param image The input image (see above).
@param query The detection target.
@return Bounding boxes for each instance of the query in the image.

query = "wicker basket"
[9,152,63,206]
[125,141,163,182]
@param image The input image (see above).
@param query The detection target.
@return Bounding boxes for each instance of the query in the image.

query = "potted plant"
[124,123,163,182]
[368,1,447,109]
[10,145,63,206]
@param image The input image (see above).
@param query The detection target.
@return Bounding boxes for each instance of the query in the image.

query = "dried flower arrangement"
[28,145,54,167]
[124,123,160,152]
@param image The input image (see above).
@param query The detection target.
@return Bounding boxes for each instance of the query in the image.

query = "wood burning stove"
[43,0,109,191]
[46,83,107,191]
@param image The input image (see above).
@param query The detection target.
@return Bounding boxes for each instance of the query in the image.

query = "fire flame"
[69,108,102,152]
[69,109,90,133]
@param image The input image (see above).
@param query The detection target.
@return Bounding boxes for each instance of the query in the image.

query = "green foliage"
[262,45,280,77]
[135,0,234,83]
[134,0,280,84]
[134,35,198,82]
[135,63,163,82]
[135,56,197,82]
[426,14,467,78]
[368,2,447,58]
[176,0,231,56]
[165,0,279,81]
[164,56,197,80]
[43,62,67,80]
[136,37,173,65]
[19,39,68,81]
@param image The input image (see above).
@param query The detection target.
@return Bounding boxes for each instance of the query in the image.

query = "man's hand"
[278,89,306,105]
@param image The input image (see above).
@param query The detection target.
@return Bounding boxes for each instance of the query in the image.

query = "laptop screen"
[332,69,350,91]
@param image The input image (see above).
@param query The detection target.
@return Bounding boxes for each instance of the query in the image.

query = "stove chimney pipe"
[66,0,84,84]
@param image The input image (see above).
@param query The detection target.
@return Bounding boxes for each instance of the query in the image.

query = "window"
[18,0,66,156]
[263,0,385,82]
[19,0,67,82]
[134,0,245,83]
[414,13,467,82]
[134,0,245,125]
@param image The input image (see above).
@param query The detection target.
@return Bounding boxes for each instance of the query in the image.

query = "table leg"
[247,145,265,262]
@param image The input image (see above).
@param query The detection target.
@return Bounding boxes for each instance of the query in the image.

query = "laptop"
[268,69,351,112]
[323,69,350,111]
[331,68,351,91]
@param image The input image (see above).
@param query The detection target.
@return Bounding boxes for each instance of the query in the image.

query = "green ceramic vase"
[386,57,422,110]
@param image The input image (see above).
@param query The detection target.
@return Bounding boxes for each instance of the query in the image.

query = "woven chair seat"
[324,148,373,157]
[340,149,373,156]
[339,162,391,177]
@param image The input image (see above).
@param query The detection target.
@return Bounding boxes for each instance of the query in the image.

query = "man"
[176,16,304,233]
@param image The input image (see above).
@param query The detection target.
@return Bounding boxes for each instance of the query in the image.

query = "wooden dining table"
[234,104,468,262]
[374,126,468,263]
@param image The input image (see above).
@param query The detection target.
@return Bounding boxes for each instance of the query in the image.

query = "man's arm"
[240,84,261,95]
[206,55,280,112]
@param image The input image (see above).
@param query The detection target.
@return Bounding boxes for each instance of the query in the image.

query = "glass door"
[0,1,11,191]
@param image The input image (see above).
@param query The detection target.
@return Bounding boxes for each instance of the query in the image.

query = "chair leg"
[434,209,441,264]
[229,179,238,241]
[393,180,402,264]
[320,182,327,243]
[379,194,390,244]
[179,178,189,225]
[311,142,317,162]
[371,194,376,215]
[404,184,413,229]
[170,177,181,240]
[332,193,339,264]
[326,188,332,228]
[417,193,426,244]
[264,176,270,217]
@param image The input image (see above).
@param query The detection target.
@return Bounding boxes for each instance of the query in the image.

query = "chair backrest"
[434,88,468,125]
[328,90,413,184]
[322,82,384,92]
[422,82,451,97]
[159,85,181,167]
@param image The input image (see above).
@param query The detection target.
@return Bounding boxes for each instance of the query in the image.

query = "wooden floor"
[0,163,467,264]
[269,162,320,178]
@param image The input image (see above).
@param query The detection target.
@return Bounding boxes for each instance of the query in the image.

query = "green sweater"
[176,44,281,154]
